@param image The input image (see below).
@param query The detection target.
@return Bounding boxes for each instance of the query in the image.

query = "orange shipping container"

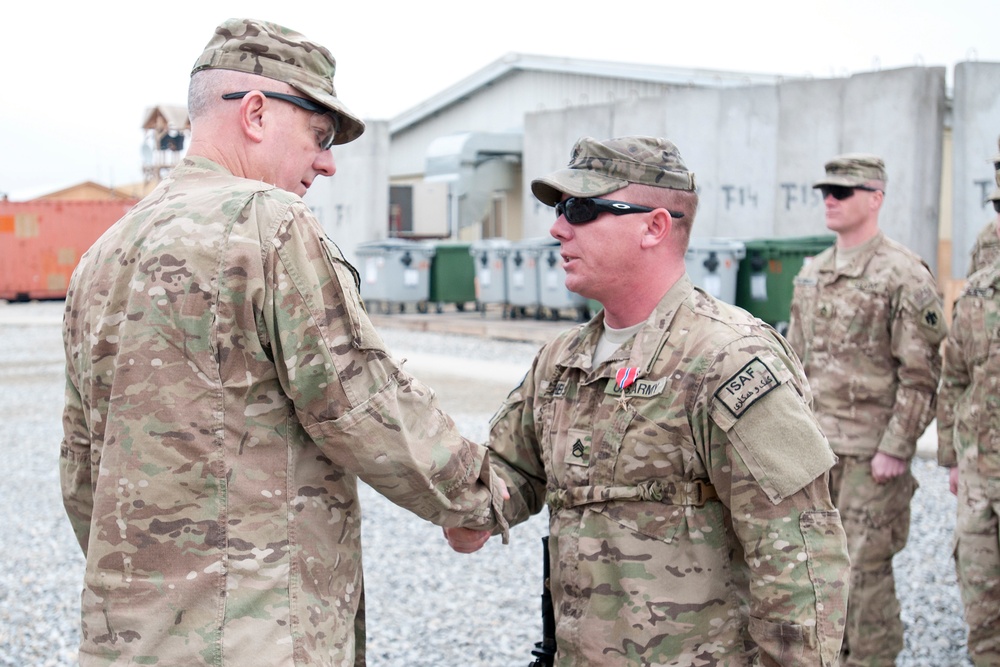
[0,199,136,301]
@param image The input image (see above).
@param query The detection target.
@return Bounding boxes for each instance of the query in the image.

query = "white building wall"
[304,120,390,268]
[524,66,947,272]
[319,58,1000,279]
[389,70,744,180]
[951,61,1000,278]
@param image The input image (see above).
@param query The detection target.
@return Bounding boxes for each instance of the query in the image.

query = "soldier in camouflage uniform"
[966,141,1000,277]
[446,136,850,666]
[937,165,1000,667]
[787,154,947,666]
[60,18,508,667]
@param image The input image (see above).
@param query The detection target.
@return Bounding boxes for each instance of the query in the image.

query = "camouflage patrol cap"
[191,18,364,145]
[531,136,696,206]
[812,153,887,189]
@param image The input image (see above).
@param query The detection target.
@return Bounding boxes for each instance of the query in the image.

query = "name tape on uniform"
[604,376,667,398]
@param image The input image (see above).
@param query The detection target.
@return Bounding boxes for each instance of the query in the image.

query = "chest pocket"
[961,293,1000,366]
[538,379,596,488]
[816,280,890,355]
[612,408,691,485]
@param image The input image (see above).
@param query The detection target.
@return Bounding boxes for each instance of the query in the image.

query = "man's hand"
[494,475,510,501]
[442,473,510,553]
[870,452,907,483]
[948,466,959,496]
[443,527,492,553]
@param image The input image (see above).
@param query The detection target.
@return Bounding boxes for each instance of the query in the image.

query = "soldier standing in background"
[936,159,1000,667]
[59,18,508,666]
[966,139,1000,276]
[446,136,850,666]
[787,154,947,666]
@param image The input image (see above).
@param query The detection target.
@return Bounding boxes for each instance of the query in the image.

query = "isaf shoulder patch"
[714,357,780,418]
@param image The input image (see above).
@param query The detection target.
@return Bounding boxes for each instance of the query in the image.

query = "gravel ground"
[0,300,976,666]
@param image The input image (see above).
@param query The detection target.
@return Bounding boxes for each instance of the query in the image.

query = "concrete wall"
[951,62,1000,278]
[305,121,390,268]
[523,67,947,273]
[389,67,777,181]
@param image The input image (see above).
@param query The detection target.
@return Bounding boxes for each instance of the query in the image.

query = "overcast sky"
[2,0,997,199]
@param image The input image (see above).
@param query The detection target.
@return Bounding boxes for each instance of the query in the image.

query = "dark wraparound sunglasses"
[554,197,684,224]
[221,91,337,150]
[993,200,1000,214]
[818,184,880,201]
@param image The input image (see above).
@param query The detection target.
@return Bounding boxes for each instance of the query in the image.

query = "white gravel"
[0,300,975,666]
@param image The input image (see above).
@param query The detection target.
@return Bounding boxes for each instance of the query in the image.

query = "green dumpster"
[735,235,835,333]
[429,242,476,312]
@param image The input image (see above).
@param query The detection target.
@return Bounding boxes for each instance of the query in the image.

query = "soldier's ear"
[639,208,672,249]
[237,91,267,145]
[870,189,885,211]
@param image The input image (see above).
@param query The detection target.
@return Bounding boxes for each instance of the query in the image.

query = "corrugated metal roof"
[389,52,790,134]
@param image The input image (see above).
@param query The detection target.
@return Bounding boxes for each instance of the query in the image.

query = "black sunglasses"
[818,184,880,201]
[223,90,327,114]
[993,200,1000,214]
[554,197,684,224]
[222,91,337,149]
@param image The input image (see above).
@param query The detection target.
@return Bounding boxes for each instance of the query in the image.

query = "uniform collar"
[555,275,693,377]
[817,230,885,278]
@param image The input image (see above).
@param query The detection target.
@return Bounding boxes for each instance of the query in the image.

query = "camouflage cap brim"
[531,136,696,206]
[812,174,871,188]
[531,170,628,206]
[286,81,365,145]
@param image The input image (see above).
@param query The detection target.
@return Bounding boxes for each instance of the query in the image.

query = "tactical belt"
[547,479,717,511]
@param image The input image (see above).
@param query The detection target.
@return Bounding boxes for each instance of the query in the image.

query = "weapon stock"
[527,536,556,667]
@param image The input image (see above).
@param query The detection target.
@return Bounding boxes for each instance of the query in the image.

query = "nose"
[315,150,336,177]
[550,213,572,241]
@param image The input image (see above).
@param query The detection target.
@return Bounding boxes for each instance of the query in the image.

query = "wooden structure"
[141,105,190,184]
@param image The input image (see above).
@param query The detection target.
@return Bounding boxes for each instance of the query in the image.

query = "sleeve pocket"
[321,239,386,353]
[748,615,811,664]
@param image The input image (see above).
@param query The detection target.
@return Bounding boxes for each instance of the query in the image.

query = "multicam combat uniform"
[967,218,1000,277]
[937,263,1000,665]
[60,157,507,666]
[490,275,849,666]
[787,231,946,665]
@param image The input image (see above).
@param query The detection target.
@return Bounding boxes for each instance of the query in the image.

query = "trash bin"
[470,238,511,313]
[428,242,476,312]
[355,239,435,313]
[538,240,590,321]
[735,235,835,333]
[355,240,391,307]
[685,238,746,305]
[505,238,546,318]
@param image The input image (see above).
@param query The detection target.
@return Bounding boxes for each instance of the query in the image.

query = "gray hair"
[188,69,279,120]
